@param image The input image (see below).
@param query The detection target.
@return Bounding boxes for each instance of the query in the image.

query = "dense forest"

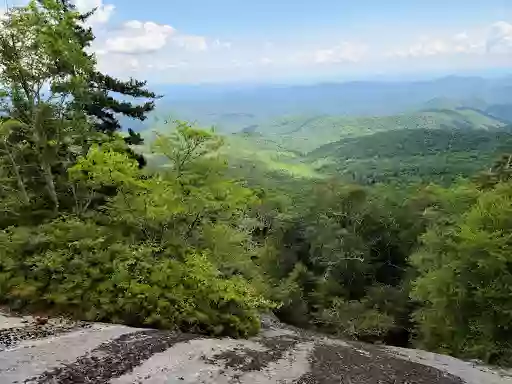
[1,0,512,369]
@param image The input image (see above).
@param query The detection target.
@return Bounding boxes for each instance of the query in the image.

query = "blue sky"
[111,0,512,37]
[56,1,512,83]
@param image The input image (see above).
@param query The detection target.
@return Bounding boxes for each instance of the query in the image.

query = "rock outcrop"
[1,312,511,383]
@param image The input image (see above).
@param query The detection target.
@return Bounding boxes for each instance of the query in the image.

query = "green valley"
[2,0,512,373]
[202,108,510,185]
[141,108,511,184]
[239,108,505,153]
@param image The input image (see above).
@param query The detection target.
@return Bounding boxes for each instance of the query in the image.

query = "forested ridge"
[165,109,512,185]
[1,0,512,369]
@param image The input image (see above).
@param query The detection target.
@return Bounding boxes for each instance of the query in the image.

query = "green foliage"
[0,0,274,338]
[1,0,512,364]
[245,109,505,153]
[318,297,395,341]
[0,217,272,337]
[152,120,223,161]
[307,128,512,185]
[222,133,320,180]
[475,154,512,187]
[411,181,512,364]
[262,181,416,345]
[0,125,275,337]
[0,0,98,212]
[36,0,158,136]
[171,110,512,186]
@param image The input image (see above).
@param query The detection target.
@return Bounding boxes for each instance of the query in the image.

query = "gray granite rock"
[0,311,510,384]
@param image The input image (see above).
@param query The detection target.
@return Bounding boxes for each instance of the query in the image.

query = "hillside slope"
[222,133,319,179]
[246,109,505,153]
[137,109,509,185]
[307,128,512,184]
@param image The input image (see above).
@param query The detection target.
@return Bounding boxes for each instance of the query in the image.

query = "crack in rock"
[25,330,200,384]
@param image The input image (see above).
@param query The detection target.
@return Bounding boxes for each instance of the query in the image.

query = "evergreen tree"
[39,0,159,136]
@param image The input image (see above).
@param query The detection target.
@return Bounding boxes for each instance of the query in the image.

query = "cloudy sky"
[11,0,512,83]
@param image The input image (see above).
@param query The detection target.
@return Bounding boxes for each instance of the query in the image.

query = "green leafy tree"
[475,154,512,188]
[0,124,275,337]
[267,180,415,344]
[0,0,97,212]
[0,120,30,205]
[411,181,512,364]
[150,120,224,177]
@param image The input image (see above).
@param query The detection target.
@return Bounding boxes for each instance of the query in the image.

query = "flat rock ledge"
[1,312,511,383]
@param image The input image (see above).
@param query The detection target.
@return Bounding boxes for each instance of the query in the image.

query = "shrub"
[317,297,396,342]
[0,217,273,337]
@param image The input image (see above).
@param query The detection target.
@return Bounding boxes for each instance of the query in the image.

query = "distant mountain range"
[123,75,512,134]
[233,108,506,153]
[151,107,510,185]
[133,75,512,185]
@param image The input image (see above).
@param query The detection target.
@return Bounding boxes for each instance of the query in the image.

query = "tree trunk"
[33,105,59,212]
[41,160,59,212]
[2,140,29,205]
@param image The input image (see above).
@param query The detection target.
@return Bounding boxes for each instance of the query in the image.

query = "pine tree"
[39,0,160,136]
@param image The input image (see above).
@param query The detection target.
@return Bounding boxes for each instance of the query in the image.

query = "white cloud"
[72,0,115,25]
[453,32,469,42]
[387,21,512,59]
[387,32,484,58]
[213,39,232,49]
[104,21,175,54]
[486,21,512,53]
[451,32,483,53]
[312,42,368,64]
[389,39,450,58]
[127,57,139,69]
[172,35,208,52]
[85,2,512,84]
[147,61,188,70]
[100,20,226,55]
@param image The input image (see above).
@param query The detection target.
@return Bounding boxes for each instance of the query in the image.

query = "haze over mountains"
[141,75,512,132]
[129,75,512,186]
[134,74,512,186]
